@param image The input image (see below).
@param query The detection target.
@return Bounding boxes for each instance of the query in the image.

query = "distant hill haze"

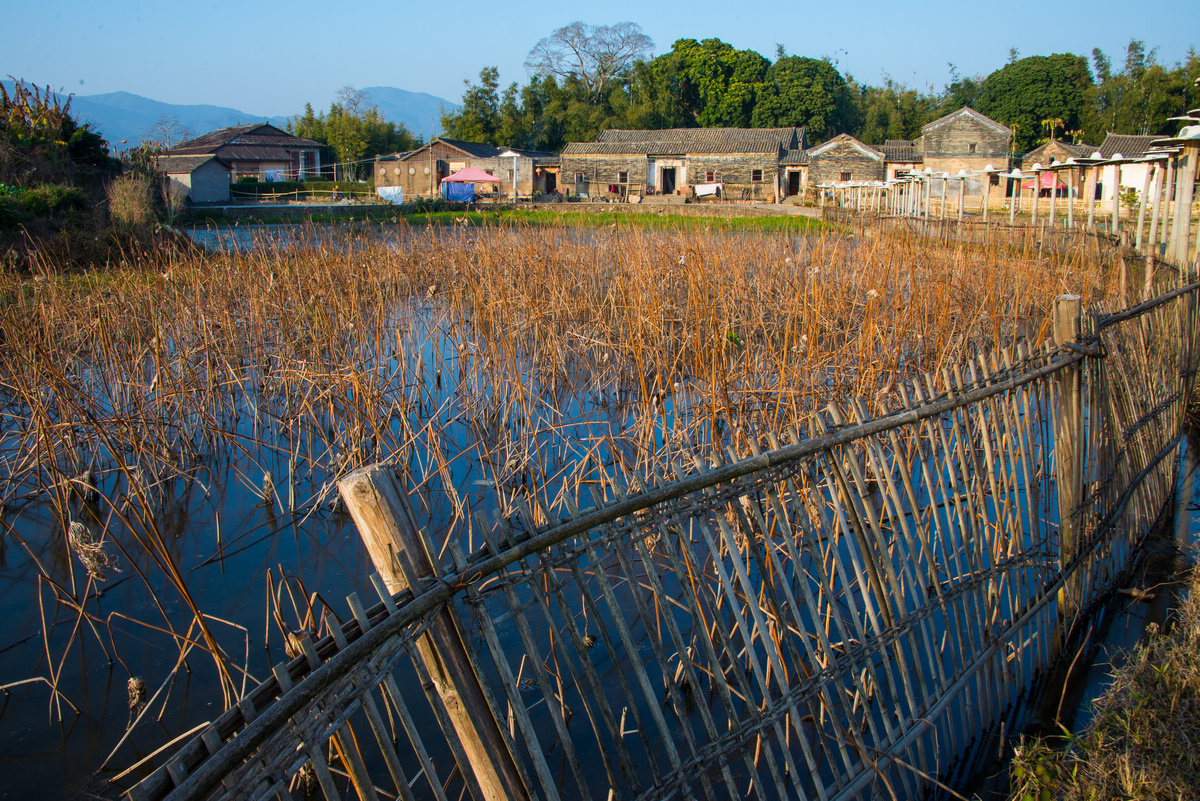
[1,82,457,147]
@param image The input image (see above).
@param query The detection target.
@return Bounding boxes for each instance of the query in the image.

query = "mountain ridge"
[1,82,458,147]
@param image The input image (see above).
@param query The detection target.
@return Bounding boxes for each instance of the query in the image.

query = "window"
[706,170,715,182]
[990,173,1000,186]
[840,172,852,182]
[968,143,977,154]
[752,169,763,182]
[575,172,585,183]
[618,171,628,184]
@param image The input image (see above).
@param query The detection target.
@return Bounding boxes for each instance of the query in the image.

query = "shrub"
[19,184,87,218]
[108,175,155,229]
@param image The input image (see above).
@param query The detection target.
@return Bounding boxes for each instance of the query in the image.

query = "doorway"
[661,167,677,195]
[545,171,557,194]
[788,171,801,196]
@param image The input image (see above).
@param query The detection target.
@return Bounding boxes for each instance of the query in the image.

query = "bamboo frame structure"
[125,262,1200,801]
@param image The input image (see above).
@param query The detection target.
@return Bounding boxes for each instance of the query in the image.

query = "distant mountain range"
[1,81,458,147]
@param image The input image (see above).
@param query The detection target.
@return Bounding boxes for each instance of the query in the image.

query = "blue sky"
[6,0,1197,117]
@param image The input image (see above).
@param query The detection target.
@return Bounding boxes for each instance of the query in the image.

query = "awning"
[442,167,501,183]
[1021,172,1066,190]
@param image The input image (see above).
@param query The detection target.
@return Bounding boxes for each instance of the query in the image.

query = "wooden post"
[338,466,529,801]
[1031,170,1040,224]
[1170,144,1198,269]
[1148,163,1165,255]
[1049,172,1058,229]
[982,174,991,223]
[1135,163,1153,252]
[1053,295,1084,639]
[1159,157,1176,258]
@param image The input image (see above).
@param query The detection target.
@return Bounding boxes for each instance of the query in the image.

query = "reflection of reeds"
[0,220,1118,716]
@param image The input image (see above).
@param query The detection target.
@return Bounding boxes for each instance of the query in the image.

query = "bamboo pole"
[1169,145,1198,268]
[1052,296,1084,645]
[1087,166,1097,231]
[1135,163,1153,252]
[338,466,530,801]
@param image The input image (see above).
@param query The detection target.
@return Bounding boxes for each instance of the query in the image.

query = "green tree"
[975,53,1094,152]
[752,56,853,140]
[441,67,501,143]
[289,87,419,179]
[1087,40,1197,138]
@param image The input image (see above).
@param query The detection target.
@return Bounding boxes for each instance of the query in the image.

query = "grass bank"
[1009,566,1200,800]
[187,206,827,233]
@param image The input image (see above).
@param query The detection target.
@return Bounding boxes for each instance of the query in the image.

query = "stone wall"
[922,116,1010,178]
[809,141,885,185]
[560,152,778,200]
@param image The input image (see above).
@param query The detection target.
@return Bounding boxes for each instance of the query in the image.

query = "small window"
[706,170,715,182]
[840,172,852,182]
[990,173,1000,186]
[575,172,585,183]
[968,143,977,154]
[618,171,628,184]
[752,169,763,182]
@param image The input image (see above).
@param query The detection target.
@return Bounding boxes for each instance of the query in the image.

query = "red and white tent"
[442,167,501,183]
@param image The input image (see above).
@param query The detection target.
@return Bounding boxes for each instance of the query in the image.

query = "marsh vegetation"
[0,220,1119,796]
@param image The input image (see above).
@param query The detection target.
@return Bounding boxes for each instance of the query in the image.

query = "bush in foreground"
[1010,565,1200,800]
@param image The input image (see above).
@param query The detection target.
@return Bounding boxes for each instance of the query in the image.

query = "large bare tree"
[525,22,653,104]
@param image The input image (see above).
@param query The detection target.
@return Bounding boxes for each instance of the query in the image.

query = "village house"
[163,123,322,182]
[919,107,1011,176]
[881,140,923,182]
[807,134,886,185]
[1087,133,1161,202]
[157,154,231,203]
[559,127,806,202]
[374,137,559,201]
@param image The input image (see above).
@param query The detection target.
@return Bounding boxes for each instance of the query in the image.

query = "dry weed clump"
[1010,569,1200,801]
[107,174,155,229]
[0,220,1120,716]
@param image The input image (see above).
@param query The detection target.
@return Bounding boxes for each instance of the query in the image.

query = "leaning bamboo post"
[1031,170,1040,225]
[1111,162,1121,232]
[338,466,530,801]
[1159,157,1176,258]
[1135,163,1153,252]
[1067,168,1075,229]
[1053,295,1084,647]
[1169,144,1199,269]
[1148,163,1165,257]
[1086,166,1097,231]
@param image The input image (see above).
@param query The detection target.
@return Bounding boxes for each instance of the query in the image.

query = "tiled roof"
[438,138,503,159]
[1096,133,1159,159]
[189,145,294,162]
[1021,139,1096,163]
[171,123,320,153]
[807,134,884,161]
[881,140,922,162]
[571,127,804,154]
[156,154,227,173]
[781,148,808,165]
[922,106,1011,136]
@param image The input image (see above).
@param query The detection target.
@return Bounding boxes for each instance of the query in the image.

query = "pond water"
[0,223,1179,800]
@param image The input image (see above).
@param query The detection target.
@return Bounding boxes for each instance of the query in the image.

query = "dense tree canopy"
[437,28,1197,157]
[974,54,1094,151]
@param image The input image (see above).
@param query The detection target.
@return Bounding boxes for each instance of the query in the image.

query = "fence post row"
[338,466,529,801]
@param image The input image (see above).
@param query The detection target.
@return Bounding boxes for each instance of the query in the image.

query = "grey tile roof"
[438,138,502,159]
[807,134,884,161]
[1021,139,1097,163]
[881,140,922,162]
[156,154,227,173]
[570,127,804,155]
[781,148,808,165]
[922,106,1011,136]
[1096,133,1159,158]
[171,123,320,153]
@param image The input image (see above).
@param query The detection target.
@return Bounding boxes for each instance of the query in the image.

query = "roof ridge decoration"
[922,106,1012,136]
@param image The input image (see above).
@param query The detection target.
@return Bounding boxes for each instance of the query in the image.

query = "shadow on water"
[965,423,1200,799]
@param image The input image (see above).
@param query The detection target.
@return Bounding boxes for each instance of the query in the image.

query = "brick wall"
[809,141,885,185]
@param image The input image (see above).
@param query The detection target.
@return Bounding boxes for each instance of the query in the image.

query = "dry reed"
[0,219,1120,716]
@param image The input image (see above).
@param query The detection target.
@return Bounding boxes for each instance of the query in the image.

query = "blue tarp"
[442,182,474,202]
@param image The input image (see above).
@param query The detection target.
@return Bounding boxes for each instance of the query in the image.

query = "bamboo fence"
[129,274,1200,801]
